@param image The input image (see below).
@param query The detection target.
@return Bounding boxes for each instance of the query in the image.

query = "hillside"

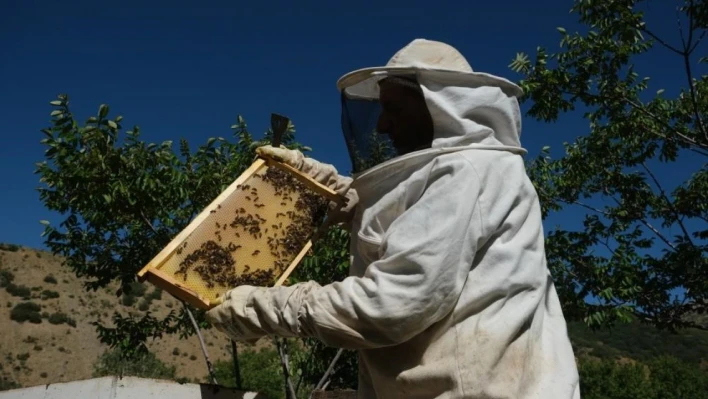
[0,244,254,389]
[1,243,707,391]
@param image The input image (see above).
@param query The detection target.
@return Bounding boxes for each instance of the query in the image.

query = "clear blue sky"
[0,0,698,250]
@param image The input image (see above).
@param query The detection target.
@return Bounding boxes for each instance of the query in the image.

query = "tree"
[35,94,307,361]
[35,94,356,395]
[509,0,707,331]
[577,355,708,399]
[93,347,178,381]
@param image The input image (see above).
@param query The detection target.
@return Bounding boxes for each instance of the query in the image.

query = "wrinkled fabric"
[208,71,581,398]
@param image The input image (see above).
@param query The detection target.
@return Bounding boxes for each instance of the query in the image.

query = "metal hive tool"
[137,114,346,309]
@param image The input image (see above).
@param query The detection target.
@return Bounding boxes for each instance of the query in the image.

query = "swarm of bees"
[173,165,330,290]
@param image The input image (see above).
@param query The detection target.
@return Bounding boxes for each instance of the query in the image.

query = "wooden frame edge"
[274,240,313,287]
[145,268,211,310]
[261,156,347,205]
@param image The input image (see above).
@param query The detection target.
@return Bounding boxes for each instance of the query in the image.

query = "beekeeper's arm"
[255,145,358,229]
[208,155,481,348]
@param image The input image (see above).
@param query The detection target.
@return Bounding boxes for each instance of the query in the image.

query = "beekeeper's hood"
[338,38,527,175]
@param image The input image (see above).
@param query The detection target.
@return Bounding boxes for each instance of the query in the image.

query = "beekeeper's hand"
[255,145,295,165]
[207,285,264,344]
[255,145,358,230]
[206,281,322,343]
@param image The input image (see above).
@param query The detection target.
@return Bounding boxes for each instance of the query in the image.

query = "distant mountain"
[0,244,251,389]
[1,243,706,391]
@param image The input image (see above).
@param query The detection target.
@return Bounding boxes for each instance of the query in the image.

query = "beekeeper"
[207,39,581,398]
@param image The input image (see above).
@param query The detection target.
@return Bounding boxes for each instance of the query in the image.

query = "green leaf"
[50,110,62,116]
[98,104,109,119]
[107,120,118,129]
[50,100,62,106]
[557,27,567,34]
[39,220,50,226]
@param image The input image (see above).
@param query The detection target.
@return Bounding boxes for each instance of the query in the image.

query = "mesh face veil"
[340,74,431,174]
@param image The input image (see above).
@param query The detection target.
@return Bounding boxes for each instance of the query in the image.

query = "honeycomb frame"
[137,156,346,310]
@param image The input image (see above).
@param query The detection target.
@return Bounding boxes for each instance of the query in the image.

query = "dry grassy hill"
[0,244,257,389]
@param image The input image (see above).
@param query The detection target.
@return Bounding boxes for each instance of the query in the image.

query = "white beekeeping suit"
[208,39,581,399]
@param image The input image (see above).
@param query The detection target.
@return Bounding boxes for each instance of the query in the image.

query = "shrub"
[0,270,14,287]
[41,290,60,300]
[31,286,42,292]
[40,372,47,378]
[43,275,57,284]
[5,284,31,299]
[212,348,288,399]
[127,282,147,298]
[93,348,177,380]
[172,348,180,356]
[0,375,20,391]
[16,353,29,361]
[0,243,19,252]
[10,302,42,324]
[138,300,150,311]
[121,295,135,307]
[22,336,37,344]
[189,355,197,361]
[577,355,708,399]
[48,312,76,327]
[147,288,163,301]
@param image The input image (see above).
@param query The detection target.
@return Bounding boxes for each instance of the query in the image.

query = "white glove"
[255,145,297,165]
[255,145,358,230]
[255,145,350,195]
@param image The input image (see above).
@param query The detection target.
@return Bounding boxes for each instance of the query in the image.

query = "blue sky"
[0,0,701,251]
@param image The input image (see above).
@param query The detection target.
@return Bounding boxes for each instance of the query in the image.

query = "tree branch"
[312,348,345,396]
[140,210,159,236]
[231,340,242,389]
[641,28,683,55]
[562,198,611,216]
[640,162,695,247]
[621,96,708,153]
[274,337,298,399]
[184,303,219,385]
[689,30,706,53]
[680,0,708,143]
[609,196,678,251]
[558,88,708,154]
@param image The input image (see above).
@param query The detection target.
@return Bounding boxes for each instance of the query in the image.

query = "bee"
[245,196,251,201]
[255,204,265,208]
[281,202,287,206]
[176,247,183,255]
[210,210,216,214]
[216,222,221,228]
[217,204,222,209]
[252,250,260,256]
[235,232,240,238]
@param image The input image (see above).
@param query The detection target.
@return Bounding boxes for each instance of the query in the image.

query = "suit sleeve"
[207,156,483,349]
